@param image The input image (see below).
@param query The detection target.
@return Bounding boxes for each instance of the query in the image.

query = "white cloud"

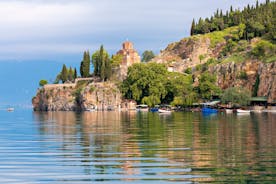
[0,0,266,61]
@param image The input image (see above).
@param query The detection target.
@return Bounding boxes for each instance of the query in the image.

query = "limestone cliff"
[152,26,276,103]
[32,81,122,111]
[153,36,225,73]
[208,61,276,103]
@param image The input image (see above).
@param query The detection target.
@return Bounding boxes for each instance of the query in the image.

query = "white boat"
[237,109,251,113]
[158,109,171,113]
[136,104,149,112]
[225,109,233,113]
[7,108,14,112]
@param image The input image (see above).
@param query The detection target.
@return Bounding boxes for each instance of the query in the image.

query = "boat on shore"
[225,109,233,113]
[136,104,149,112]
[158,108,171,113]
[237,109,251,113]
[202,107,218,113]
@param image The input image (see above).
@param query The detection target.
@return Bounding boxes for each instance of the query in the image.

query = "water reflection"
[31,111,276,183]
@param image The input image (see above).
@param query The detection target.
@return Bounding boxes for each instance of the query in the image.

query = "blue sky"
[0,0,265,62]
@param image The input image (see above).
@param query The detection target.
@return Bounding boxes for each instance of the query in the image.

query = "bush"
[39,79,48,87]
[238,71,248,80]
[220,87,251,106]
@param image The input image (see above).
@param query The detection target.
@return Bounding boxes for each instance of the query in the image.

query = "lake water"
[0,110,276,183]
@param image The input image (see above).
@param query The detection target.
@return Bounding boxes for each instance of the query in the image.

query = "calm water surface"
[0,110,276,183]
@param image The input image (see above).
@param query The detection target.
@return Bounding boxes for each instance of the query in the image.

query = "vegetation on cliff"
[121,63,220,107]
[191,0,276,41]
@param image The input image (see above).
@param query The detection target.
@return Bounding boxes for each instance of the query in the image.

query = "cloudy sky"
[0,0,264,62]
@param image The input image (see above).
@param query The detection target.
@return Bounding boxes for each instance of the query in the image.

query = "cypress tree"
[80,61,84,77]
[191,19,195,36]
[61,64,68,83]
[74,68,77,79]
[99,45,105,81]
[80,51,91,77]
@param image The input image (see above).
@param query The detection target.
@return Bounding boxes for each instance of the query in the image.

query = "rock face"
[32,81,123,111]
[153,37,225,72]
[152,34,276,103]
[80,82,122,111]
[209,61,276,103]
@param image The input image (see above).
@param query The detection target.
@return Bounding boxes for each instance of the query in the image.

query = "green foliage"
[121,63,168,104]
[39,79,48,87]
[198,72,221,100]
[122,63,195,107]
[238,71,248,80]
[191,1,276,42]
[184,67,192,74]
[92,45,111,81]
[220,87,251,106]
[61,64,68,83]
[141,95,160,107]
[111,54,123,67]
[253,74,260,97]
[74,68,77,79]
[142,50,155,62]
[250,40,276,62]
[80,51,90,77]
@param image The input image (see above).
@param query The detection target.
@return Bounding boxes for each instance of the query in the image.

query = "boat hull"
[158,109,171,113]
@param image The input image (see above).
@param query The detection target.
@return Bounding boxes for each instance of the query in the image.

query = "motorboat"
[7,108,14,112]
[237,109,251,113]
[158,108,171,113]
[202,107,218,113]
[225,109,233,113]
[136,104,149,112]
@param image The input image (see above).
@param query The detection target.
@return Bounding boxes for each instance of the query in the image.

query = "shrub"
[39,79,48,87]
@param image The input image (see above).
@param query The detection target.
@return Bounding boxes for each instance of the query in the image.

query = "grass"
[220,54,246,64]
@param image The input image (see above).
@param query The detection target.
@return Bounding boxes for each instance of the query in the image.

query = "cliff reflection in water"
[33,111,276,183]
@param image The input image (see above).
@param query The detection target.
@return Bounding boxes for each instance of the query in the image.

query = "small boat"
[158,108,171,113]
[202,107,218,113]
[7,108,14,112]
[136,104,149,112]
[225,109,233,113]
[237,109,251,113]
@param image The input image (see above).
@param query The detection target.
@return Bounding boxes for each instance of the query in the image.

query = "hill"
[152,1,276,103]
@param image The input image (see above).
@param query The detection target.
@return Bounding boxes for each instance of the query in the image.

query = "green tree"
[74,68,77,79]
[60,64,68,83]
[68,67,74,82]
[191,19,196,35]
[198,72,221,100]
[80,51,90,77]
[39,79,48,87]
[142,50,155,62]
[92,45,111,81]
[221,87,251,106]
[121,63,168,104]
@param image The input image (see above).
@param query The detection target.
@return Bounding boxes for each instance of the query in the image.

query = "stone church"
[115,41,141,80]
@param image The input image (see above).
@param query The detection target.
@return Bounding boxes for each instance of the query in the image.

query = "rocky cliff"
[32,80,122,111]
[152,27,276,103]
[208,61,276,103]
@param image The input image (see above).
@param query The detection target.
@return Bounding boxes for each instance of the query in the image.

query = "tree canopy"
[80,51,90,77]
[190,0,276,41]
[92,45,111,81]
[121,63,195,107]
[220,87,251,106]
[142,50,155,62]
